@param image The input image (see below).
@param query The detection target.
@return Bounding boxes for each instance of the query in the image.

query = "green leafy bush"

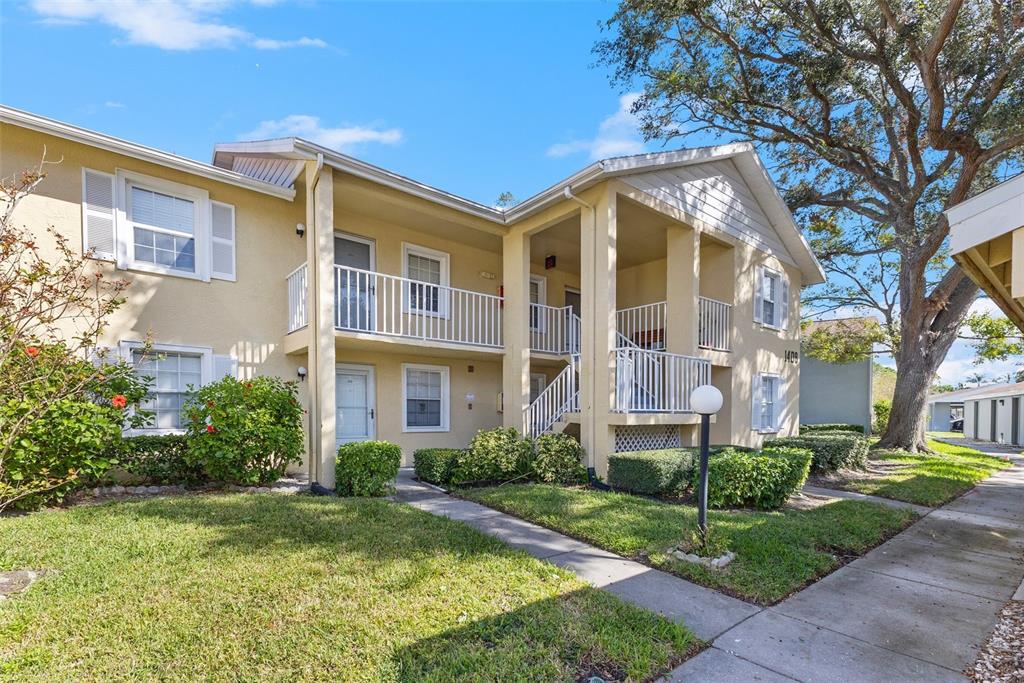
[697,446,812,510]
[769,433,868,472]
[336,440,401,496]
[184,376,303,485]
[452,427,533,484]
[873,400,892,434]
[608,449,696,496]
[111,435,205,485]
[413,447,463,486]
[1,345,150,510]
[799,423,865,434]
[533,433,587,485]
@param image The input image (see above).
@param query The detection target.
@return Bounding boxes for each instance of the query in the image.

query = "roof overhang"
[1,105,295,200]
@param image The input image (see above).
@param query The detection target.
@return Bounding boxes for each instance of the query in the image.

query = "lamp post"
[689,384,723,543]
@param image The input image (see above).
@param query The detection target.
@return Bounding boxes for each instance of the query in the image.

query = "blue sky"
[1,0,1016,385]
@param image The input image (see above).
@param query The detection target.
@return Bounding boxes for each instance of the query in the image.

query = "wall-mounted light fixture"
[296,223,306,238]
[297,366,308,381]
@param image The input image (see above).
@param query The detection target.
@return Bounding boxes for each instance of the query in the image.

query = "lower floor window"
[755,373,781,433]
[134,350,203,429]
[403,364,449,431]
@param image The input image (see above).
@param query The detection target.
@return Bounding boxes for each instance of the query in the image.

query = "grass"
[926,431,964,440]
[813,438,1014,507]
[0,494,697,681]
[459,485,916,605]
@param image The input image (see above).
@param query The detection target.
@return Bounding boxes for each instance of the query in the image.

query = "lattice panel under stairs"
[614,425,681,452]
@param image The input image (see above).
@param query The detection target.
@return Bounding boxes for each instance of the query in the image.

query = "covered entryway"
[336,363,375,448]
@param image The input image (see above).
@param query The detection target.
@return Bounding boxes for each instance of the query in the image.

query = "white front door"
[336,364,376,447]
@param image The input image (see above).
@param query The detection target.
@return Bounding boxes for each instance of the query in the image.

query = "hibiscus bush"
[184,376,304,485]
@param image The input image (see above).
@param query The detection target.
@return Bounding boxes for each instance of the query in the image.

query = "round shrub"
[696,446,812,510]
[109,435,205,485]
[452,427,533,484]
[185,376,303,485]
[533,433,587,485]
[413,447,463,486]
[608,449,696,496]
[336,440,401,496]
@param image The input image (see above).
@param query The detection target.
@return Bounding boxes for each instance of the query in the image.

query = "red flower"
[111,394,128,409]
[25,346,40,358]
[206,400,215,408]
[206,424,216,433]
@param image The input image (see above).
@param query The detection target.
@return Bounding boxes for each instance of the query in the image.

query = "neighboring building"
[960,382,1024,446]
[926,385,987,432]
[0,105,825,488]
[946,172,1024,332]
[799,319,874,433]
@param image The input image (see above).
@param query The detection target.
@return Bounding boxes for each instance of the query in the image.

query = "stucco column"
[580,187,617,475]
[502,230,530,431]
[665,225,699,355]
[309,165,336,488]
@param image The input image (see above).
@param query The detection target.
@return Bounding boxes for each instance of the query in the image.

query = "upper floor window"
[129,185,197,273]
[529,275,547,330]
[403,243,449,316]
[754,265,789,330]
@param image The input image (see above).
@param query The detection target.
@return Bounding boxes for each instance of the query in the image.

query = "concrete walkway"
[396,453,1024,682]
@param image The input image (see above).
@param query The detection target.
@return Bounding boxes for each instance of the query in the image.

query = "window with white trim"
[403,363,449,432]
[403,244,449,316]
[754,264,790,331]
[753,373,781,433]
[133,349,203,430]
[129,185,197,273]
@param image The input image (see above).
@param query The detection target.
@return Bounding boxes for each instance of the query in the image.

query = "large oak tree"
[597,0,1024,450]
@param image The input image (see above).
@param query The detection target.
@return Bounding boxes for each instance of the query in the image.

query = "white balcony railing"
[286,263,308,333]
[529,304,581,355]
[335,265,503,348]
[616,302,667,350]
[525,355,580,438]
[698,296,731,352]
[613,347,711,413]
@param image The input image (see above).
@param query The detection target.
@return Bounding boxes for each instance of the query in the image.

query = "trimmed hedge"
[534,433,588,485]
[800,423,865,435]
[111,435,205,485]
[452,427,534,485]
[413,448,463,486]
[769,433,868,472]
[699,446,813,510]
[335,440,401,496]
[607,449,696,496]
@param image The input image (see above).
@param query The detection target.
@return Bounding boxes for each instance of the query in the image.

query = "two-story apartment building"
[1,105,825,488]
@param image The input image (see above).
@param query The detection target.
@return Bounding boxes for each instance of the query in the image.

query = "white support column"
[666,225,699,355]
[308,165,336,489]
[502,230,531,431]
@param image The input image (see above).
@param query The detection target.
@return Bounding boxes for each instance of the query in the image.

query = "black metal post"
[697,412,711,542]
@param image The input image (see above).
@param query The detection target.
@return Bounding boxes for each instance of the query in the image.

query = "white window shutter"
[82,169,116,261]
[213,354,237,381]
[753,265,764,324]
[780,273,790,331]
[211,201,236,281]
[751,373,762,431]
[773,377,783,431]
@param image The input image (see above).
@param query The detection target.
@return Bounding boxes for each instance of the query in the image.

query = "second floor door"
[335,234,375,331]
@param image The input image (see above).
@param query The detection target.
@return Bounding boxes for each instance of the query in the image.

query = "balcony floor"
[283,325,504,360]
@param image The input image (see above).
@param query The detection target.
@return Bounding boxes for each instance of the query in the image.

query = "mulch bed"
[969,600,1024,682]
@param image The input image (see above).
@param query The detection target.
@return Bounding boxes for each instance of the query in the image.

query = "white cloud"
[104,100,125,109]
[28,1,327,51]
[240,115,403,152]
[546,93,646,161]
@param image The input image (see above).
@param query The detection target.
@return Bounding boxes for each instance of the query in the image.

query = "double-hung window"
[403,244,449,316]
[753,372,781,433]
[754,265,789,330]
[133,349,204,430]
[129,185,197,273]
[403,363,449,432]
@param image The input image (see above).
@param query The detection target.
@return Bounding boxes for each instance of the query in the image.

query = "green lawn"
[0,495,697,681]
[460,485,916,605]
[813,438,1013,507]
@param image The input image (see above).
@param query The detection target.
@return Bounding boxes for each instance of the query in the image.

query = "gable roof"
[215,138,825,284]
[928,381,1024,404]
[0,105,295,200]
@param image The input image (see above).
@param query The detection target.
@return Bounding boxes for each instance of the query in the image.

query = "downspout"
[562,187,610,490]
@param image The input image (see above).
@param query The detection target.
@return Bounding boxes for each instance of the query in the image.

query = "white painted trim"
[401,242,451,318]
[119,340,214,436]
[753,372,782,434]
[115,168,211,281]
[210,200,236,281]
[335,363,377,444]
[334,231,377,270]
[758,266,785,331]
[0,105,294,200]
[81,167,117,261]
[401,362,450,433]
[529,274,548,331]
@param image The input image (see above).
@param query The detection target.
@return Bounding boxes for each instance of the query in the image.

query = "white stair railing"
[286,263,308,332]
[616,301,667,349]
[529,304,581,355]
[698,296,732,351]
[613,348,710,413]
[334,265,503,348]
[525,355,580,438]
